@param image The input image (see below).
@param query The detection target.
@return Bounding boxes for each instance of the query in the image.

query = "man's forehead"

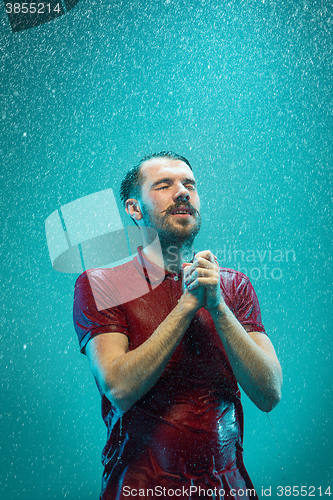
[140,157,195,183]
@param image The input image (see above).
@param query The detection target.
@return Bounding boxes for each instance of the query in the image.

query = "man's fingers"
[182,252,219,284]
[185,266,220,287]
[195,250,217,264]
[188,257,218,275]
[187,276,220,291]
[185,267,212,283]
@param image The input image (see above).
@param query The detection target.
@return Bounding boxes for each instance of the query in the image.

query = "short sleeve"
[73,271,129,354]
[235,278,266,335]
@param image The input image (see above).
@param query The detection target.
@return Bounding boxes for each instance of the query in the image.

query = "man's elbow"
[258,387,282,412]
[93,364,136,413]
[104,384,135,413]
[258,373,283,412]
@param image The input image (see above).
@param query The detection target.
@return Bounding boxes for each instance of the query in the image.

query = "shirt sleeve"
[73,270,129,354]
[235,277,267,335]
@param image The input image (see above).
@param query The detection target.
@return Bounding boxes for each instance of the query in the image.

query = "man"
[73,151,282,500]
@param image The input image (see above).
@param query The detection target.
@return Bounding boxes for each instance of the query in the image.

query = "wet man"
[73,151,282,499]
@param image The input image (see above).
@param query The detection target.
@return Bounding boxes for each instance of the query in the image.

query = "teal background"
[1,0,332,498]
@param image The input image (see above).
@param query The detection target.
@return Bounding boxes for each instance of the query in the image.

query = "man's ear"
[125,199,143,221]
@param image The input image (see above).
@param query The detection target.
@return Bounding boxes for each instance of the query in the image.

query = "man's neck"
[161,242,195,275]
[141,233,195,274]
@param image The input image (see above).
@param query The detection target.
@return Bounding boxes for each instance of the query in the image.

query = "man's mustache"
[160,202,200,216]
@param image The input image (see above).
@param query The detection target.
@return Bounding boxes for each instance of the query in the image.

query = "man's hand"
[182,250,226,313]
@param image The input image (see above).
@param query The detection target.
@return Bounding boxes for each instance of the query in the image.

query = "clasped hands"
[182,250,226,313]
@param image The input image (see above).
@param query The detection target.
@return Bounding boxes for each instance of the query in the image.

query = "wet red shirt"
[73,250,265,500]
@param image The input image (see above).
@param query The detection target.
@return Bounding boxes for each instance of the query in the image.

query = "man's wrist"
[206,300,229,318]
[178,292,201,316]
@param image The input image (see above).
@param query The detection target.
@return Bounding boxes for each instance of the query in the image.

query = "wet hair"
[119,151,193,205]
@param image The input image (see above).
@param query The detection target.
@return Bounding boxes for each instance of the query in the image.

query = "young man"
[73,151,282,500]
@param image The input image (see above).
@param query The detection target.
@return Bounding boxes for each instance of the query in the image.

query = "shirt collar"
[133,246,183,285]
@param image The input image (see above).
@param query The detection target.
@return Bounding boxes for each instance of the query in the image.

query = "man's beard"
[140,201,201,249]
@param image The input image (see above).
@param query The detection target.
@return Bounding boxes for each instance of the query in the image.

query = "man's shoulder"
[75,258,138,286]
[74,257,153,309]
[219,266,250,285]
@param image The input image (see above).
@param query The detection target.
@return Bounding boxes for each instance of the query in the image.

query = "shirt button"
[174,276,179,281]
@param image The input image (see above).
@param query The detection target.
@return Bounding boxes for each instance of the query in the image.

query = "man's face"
[136,157,201,246]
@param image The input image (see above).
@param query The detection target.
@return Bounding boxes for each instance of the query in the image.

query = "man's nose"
[174,184,190,202]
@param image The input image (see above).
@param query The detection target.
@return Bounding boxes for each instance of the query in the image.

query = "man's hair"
[119,151,193,205]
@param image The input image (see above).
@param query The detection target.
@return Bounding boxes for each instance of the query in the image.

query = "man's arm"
[184,251,282,412]
[85,290,202,413]
[209,309,282,412]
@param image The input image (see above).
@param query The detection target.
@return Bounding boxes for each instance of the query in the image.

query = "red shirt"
[73,249,265,499]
